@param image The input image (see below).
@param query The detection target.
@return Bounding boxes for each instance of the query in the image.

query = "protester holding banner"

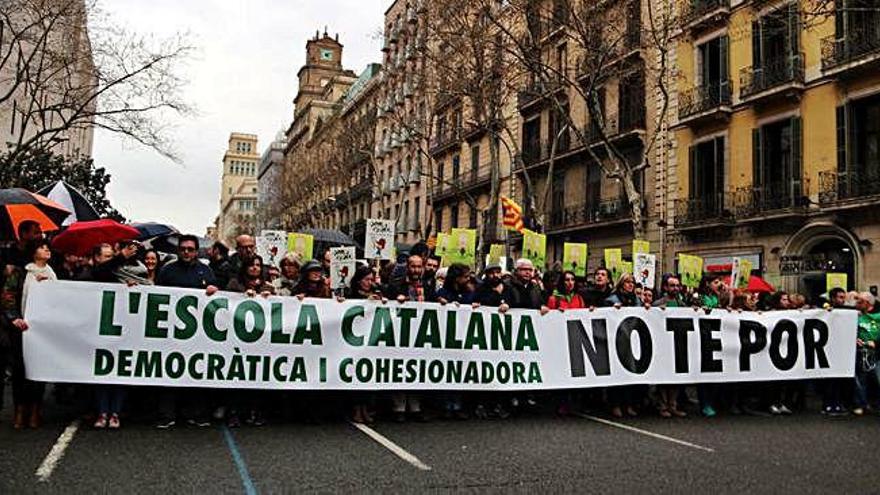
[296,260,331,299]
[383,253,431,422]
[3,239,57,429]
[546,271,585,310]
[435,263,476,419]
[852,292,880,416]
[208,241,232,289]
[273,253,301,296]
[226,255,274,296]
[602,272,646,418]
[652,274,688,418]
[155,235,218,429]
[343,264,380,424]
[580,267,612,308]
[501,259,545,312]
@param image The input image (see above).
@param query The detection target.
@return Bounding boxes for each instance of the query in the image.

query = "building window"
[522,117,541,163]
[450,202,459,227]
[688,136,726,214]
[753,116,802,206]
[452,155,460,185]
[696,35,729,96]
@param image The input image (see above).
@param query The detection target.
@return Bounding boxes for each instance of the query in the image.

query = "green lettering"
[415,309,442,348]
[99,291,122,336]
[515,315,539,351]
[464,313,488,349]
[234,300,265,343]
[293,304,323,345]
[134,350,162,378]
[339,357,353,382]
[203,298,229,342]
[444,310,463,349]
[369,307,396,347]
[94,348,114,375]
[528,362,543,383]
[490,313,512,350]
[174,295,198,340]
[270,303,290,344]
[188,353,205,380]
[117,349,133,377]
[342,305,365,346]
[144,293,170,338]
[396,308,417,347]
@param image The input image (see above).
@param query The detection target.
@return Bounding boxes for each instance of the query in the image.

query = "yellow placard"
[521,229,547,269]
[679,253,704,289]
[563,243,588,277]
[287,233,314,261]
[632,240,650,255]
[826,273,848,293]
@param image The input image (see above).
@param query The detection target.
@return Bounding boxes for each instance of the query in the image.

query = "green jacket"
[702,293,720,310]
[857,312,880,343]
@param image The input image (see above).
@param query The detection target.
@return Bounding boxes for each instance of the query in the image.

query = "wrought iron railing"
[733,180,809,217]
[548,197,630,230]
[821,24,880,70]
[517,78,564,108]
[674,192,732,226]
[740,53,805,99]
[680,0,730,28]
[818,169,880,204]
[678,80,732,120]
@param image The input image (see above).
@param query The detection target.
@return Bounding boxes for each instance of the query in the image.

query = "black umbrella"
[131,222,179,241]
[301,228,357,246]
[36,181,99,226]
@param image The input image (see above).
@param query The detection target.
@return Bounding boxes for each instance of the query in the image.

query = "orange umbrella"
[0,188,71,239]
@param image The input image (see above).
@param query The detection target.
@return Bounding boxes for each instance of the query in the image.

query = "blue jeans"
[96,385,126,415]
[853,353,880,408]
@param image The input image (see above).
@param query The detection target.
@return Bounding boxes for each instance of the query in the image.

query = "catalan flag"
[501,196,525,233]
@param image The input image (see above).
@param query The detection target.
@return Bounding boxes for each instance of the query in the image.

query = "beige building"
[0,0,95,159]
[217,132,260,245]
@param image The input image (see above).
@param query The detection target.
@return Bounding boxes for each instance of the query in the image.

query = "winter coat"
[547,289,586,310]
[22,263,57,316]
[502,278,544,309]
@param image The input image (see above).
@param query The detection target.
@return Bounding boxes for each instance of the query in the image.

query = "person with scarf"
[3,239,56,429]
[603,272,644,418]
[547,271,585,310]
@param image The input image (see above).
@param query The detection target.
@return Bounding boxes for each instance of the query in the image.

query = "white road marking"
[575,413,715,453]
[35,420,80,482]
[350,422,432,471]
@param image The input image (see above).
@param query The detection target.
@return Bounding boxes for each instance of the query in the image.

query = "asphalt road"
[2,388,880,494]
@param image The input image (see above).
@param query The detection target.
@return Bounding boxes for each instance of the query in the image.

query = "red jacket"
[547,291,586,310]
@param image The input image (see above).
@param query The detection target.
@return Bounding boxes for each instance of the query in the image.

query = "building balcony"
[821,25,880,76]
[818,169,880,207]
[547,197,631,233]
[677,80,732,127]
[517,78,565,112]
[588,104,647,148]
[739,53,805,105]
[733,180,810,220]
[428,127,462,157]
[432,167,494,203]
[674,193,734,230]
[679,0,730,34]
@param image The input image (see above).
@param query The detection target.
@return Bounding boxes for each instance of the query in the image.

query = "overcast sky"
[93,0,387,235]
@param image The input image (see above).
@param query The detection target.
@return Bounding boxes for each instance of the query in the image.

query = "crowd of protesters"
[0,224,877,431]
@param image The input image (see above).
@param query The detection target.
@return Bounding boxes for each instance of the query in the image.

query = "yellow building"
[670,0,880,300]
[217,132,259,245]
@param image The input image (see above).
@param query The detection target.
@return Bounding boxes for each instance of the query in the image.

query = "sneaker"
[474,405,489,420]
[251,412,266,427]
[187,418,211,428]
[832,405,849,417]
[108,414,120,430]
[853,407,865,416]
[93,413,108,429]
[821,405,832,415]
[155,419,176,429]
[779,404,793,416]
[769,404,783,415]
[701,405,716,418]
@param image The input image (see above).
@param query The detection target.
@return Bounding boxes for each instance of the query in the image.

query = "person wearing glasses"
[155,235,219,429]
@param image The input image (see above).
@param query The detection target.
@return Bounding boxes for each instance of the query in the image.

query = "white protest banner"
[634,253,656,289]
[330,247,356,290]
[257,230,287,267]
[365,219,394,260]
[25,281,856,390]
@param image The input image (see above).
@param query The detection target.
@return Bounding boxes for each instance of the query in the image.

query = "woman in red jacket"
[546,271,585,310]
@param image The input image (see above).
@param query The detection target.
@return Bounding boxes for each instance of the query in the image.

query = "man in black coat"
[501,258,546,311]
[580,266,613,308]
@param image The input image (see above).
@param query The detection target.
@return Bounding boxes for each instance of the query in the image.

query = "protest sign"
[25,281,857,390]
[679,254,704,289]
[287,233,314,261]
[605,248,624,283]
[731,257,753,289]
[827,273,848,293]
[257,230,287,267]
[448,228,477,267]
[634,253,656,289]
[632,240,650,255]
[563,243,588,277]
[365,219,395,260]
[330,247,356,290]
[488,244,505,266]
[522,229,546,268]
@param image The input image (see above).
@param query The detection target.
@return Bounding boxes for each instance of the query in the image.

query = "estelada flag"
[501,196,524,233]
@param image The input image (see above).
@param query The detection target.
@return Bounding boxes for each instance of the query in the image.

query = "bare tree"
[0,0,193,166]
[484,0,676,240]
